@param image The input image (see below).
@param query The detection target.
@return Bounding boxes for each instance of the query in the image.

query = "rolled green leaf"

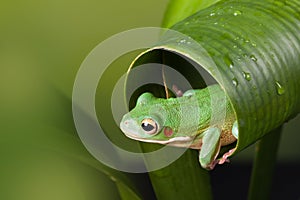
[129,0,300,157]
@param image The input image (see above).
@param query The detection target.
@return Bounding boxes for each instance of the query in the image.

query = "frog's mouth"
[126,133,193,145]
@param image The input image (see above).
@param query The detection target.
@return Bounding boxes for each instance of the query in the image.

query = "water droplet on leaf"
[224,54,234,68]
[250,55,257,62]
[275,81,285,95]
[232,78,238,87]
[177,39,186,45]
[243,72,252,81]
[233,10,242,16]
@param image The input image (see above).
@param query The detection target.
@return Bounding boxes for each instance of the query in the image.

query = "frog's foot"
[218,148,236,165]
[205,159,220,170]
[207,148,235,170]
[172,85,183,97]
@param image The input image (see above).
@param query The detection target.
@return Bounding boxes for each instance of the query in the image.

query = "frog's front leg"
[199,127,221,170]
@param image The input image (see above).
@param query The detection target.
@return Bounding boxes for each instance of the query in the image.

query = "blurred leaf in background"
[162,0,221,28]
[0,0,168,199]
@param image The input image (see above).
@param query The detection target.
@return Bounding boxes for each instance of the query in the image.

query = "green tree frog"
[120,84,238,170]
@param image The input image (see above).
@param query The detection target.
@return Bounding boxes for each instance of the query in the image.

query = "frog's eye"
[141,118,158,135]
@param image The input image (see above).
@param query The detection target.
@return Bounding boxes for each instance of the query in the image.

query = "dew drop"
[275,81,285,95]
[224,54,234,68]
[233,10,242,16]
[210,12,216,16]
[177,39,186,45]
[250,55,257,62]
[242,72,252,81]
[232,78,239,87]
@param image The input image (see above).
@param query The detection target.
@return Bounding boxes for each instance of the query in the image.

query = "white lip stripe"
[125,134,192,144]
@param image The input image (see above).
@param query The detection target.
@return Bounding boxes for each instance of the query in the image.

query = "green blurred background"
[1,0,299,199]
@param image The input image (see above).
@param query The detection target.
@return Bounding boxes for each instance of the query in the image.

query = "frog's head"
[120,92,195,147]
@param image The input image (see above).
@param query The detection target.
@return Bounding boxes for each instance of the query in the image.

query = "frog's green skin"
[120,84,238,170]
